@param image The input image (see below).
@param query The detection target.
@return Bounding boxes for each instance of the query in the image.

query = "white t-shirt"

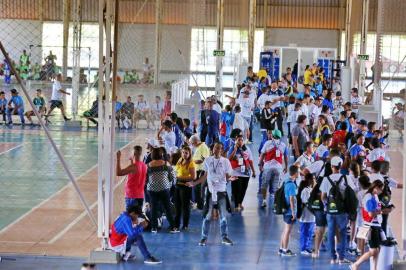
[231,147,253,177]
[213,103,222,115]
[295,153,314,170]
[261,139,288,170]
[367,148,390,162]
[233,113,249,133]
[257,94,271,110]
[320,173,356,197]
[151,101,164,114]
[204,156,233,202]
[286,104,295,123]
[135,100,149,111]
[311,105,322,124]
[238,96,255,118]
[51,80,63,101]
[315,144,329,160]
[162,131,176,152]
[299,187,316,223]
[301,103,310,125]
[369,173,398,189]
[306,160,326,178]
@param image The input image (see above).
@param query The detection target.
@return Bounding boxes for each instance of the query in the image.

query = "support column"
[71,0,81,119]
[358,0,369,98]
[373,0,383,128]
[62,0,71,78]
[263,0,267,47]
[248,0,257,64]
[154,0,162,85]
[344,0,352,65]
[215,0,224,100]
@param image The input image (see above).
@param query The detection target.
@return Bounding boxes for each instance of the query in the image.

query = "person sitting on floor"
[109,205,162,264]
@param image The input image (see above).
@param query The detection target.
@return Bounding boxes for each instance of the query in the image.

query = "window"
[190,27,264,87]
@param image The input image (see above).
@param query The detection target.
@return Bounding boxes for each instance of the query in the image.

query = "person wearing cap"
[320,156,356,264]
[259,129,289,208]
[355,119,368,135]
[0,91,7,124]
[46,73,71,122]
[6,89,25,125]
[109,205,162,264]
[116,146,147,210]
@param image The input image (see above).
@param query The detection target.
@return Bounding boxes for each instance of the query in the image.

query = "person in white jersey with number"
[46,73,71,121]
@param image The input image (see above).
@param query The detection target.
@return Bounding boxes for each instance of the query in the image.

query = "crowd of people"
[106,64,403,270]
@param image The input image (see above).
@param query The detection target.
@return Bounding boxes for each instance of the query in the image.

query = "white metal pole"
[215,0,224,101]
[248,0,256,65]
[344,0,352,65]
[358,0,369,99]
[71,0,81,119]
[374,0,383,128]
[154,0,162,85]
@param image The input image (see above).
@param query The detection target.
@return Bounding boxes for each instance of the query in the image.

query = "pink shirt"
[125,161,147,199]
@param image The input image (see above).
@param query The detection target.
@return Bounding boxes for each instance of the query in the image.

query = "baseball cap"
[272,129,282,139]
[357,119,367,126]
[331,156,343,167]
[10,89,18,94]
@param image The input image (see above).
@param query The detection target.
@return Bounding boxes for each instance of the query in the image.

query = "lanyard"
[212,158,221,174]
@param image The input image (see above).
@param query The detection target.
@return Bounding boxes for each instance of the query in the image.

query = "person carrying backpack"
[320,156,357,264]
[278,165,299,257]
[297,173,316,256]
[259,129,289,208]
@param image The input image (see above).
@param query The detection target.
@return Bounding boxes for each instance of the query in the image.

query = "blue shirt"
[0,98,7,108]
[365,131,374,139]
[172,124,183,148]
[206,109,220,132]
[315,83,323,96]
[221,111,234,137]
[115,102,122,112]
[322,99,334,112]
[10,96,24,109]
[284,178,297,215]
[349,144,366,158]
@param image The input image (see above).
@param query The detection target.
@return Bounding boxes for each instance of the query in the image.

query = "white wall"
[118,24,191,74]
[266,28,339,49]
[0,19,43,65]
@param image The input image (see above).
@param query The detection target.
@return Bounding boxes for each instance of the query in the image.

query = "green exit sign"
[213,50,225,57]
[358,54,369,60]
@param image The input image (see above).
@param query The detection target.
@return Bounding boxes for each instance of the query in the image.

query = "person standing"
[116,146,147,210]
[292,115,310,159]
[46,74,71,121]
[190,135,210,210]
[204,98,220,147]
[189,142,235,246]
[0,91,7,123]
[227,135,256,211]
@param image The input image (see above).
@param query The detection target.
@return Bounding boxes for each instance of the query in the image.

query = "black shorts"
[314,210,327,227]
[50,100,63,109]
[368,227,382,249]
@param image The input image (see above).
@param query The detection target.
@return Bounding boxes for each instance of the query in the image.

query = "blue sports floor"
[0,126,371,270]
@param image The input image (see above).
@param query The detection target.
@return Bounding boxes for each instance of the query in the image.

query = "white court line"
[0,143,25,156]
[0,139,135,236]
[48,175,128,244]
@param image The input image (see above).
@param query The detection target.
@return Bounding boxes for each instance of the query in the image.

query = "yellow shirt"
[257,69,267,79]
[176,160,195,179]
[304,70,313,85]
[192,143,210,171]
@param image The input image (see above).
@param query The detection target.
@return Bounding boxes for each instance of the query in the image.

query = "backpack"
[307,163,325,212]
[342,175,359,215]
[379,176,392,208]
[273,183,289,215]
[326,176,345,215]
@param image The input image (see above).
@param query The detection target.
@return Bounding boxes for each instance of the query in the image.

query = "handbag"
[356,226,371,240]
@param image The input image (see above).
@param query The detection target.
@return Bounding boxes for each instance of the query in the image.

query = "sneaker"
[261,200,267,208]
[151,228,158,234]
[339,258,352,265]
[64,117,71,121]
[300,250,312,256]
[170,228,180,234]
[144,256,162,265]
[198,238,207,246]
[281,250,296,257]
[221,236,233,246]
[278,248,283,255]
[122,251,135,261]
[330,259,338,264]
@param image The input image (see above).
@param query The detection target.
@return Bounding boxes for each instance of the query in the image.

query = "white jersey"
[51,80,63,101]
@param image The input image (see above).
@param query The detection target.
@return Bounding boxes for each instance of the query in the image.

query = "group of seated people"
[83,91,172,129]
[104,63,403,270]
